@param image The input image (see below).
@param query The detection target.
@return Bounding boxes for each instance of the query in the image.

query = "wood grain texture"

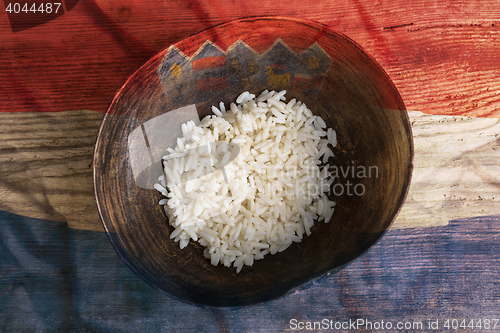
[1,1,499,232]
[0,109,496,232]
[1,0,500,117]
[1,212,498,331]
[0,111,494,231]
[0,110,104,231]
[0,0,499,324]
[393,111,500,228]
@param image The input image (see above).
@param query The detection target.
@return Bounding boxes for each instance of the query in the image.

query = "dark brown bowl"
[93,17,413,307]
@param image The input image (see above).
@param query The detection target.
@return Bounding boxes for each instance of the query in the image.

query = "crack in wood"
[383,22,413,30]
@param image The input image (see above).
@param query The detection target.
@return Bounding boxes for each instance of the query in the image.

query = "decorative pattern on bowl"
[157,39,333,106]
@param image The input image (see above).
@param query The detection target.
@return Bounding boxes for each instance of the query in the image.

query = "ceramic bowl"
[93,16,413,307]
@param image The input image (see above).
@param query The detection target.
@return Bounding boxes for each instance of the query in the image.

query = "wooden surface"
[1,110,497,231]
[0,110,103,231]
[1,0,499,231]
[396,111,500,228]
[1,0,500,329]
[1,212,498,331]
[2,0,500,117]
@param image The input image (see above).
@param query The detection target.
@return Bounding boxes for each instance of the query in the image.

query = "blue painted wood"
[1,210,499,331]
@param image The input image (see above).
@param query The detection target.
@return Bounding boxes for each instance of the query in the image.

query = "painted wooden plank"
[0,110,104,231]
[1,210,498,330]
[1,0,500,117]
[0,109,497,231]
[392,111,500,228]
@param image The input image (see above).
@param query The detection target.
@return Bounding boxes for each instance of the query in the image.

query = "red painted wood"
[1,0,499,117]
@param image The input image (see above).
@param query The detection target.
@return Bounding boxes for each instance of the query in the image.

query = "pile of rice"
[155,90,337,273]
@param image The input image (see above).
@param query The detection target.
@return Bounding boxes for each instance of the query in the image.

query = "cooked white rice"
[156,90,337,273]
